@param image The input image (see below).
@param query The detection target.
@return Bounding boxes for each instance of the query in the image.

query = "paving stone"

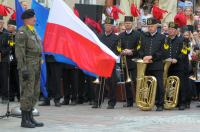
[0,100,200,132]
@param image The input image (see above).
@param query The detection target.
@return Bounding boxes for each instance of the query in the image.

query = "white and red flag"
[44,0,118,77]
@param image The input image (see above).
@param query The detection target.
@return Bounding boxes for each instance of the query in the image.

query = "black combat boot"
[29,110,44,127]
[21,111,35,128]
[61,99,69,105]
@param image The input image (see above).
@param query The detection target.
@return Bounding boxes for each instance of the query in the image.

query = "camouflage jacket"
[15,26,42,71]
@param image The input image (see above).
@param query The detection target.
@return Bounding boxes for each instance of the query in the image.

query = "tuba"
[134,59,157,111]
[163,59,180,110]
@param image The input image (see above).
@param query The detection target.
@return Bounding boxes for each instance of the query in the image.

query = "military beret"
[168,22,178,29]
[147,17,159,25]
[21,9,35,20]
[105,17,114,25]
[8,19,16,26]
[124,16,133,22]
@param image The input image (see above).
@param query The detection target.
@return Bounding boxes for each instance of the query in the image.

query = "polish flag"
[44,0,118,77]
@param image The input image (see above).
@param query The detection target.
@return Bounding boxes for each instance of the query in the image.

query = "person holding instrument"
[138,17,165,111]
[163,22,186,110]
[92,17,119,109]
[119,16,140,107]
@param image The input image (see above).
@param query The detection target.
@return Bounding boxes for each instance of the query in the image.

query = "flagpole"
[46,0,48,7]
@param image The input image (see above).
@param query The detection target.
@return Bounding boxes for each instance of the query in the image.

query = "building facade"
[0,0,199,24]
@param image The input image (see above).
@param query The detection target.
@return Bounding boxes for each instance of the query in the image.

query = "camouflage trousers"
[19,62,40,111]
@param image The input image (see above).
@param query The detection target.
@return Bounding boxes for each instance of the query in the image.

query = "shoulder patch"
[16,29,26,39]
[19,31,24,34]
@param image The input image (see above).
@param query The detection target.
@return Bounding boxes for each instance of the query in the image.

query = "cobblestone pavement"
[0,100,200,132]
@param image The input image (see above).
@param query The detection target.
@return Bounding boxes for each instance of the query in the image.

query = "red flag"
[174,12,187,27]
[84,17,102,34]
[73,7,80,17]
[130,3,140,17]
[0,4,11,16]
[111,6,125,20]
[152,5,168,20]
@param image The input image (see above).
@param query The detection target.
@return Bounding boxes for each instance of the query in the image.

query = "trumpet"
[121,55,132,83]
[92,76,106,108]
[93,77,100,84]
[117,39,132,83]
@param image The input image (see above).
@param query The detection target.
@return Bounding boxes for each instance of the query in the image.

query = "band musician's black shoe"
[89,101,94,105]
[54,100,61,107]
[9,97,15,102]
[92,103,99,108]
[156,106,163,111]
[186,104,190,109]
[107,105,114,109]
[179,105,185,110]
[196,104,200,108]
[39,100,50,106]
[61,100,69,105]
[123,103,133,108]
[70,101,77,105]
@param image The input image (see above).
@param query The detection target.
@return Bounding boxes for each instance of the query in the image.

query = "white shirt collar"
[105,31,112,36]
[126,29,133,34]
[150,31,157,36]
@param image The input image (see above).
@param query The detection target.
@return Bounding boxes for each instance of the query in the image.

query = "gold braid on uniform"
[8,34,15,47]
[164,38,169,50]
[136,36,142,50]
[181,42,190,55]
[117,39,122,53]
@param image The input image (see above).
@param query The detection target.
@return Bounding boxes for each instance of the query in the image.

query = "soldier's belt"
[26,52,41,57]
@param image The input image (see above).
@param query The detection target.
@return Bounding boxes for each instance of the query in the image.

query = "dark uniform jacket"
[163,36,184,71]
[99,32,119,55]
[119,30,140,70]
[138,32,165,71]
[8,32,17,65]
[182,38,191,74]
[0,28,9,62]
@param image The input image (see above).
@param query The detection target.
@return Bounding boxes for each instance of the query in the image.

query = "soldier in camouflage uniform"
[15,9,44,128]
